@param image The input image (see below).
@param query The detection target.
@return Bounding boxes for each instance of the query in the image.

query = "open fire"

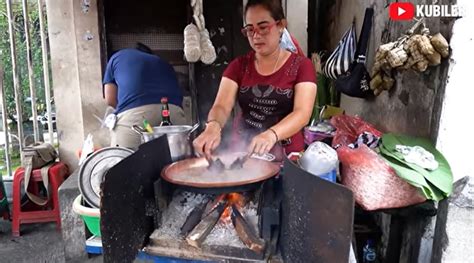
[207,193,265,253]
[147,185,274,260]
[217,193,245,223]
[184,192,264,253]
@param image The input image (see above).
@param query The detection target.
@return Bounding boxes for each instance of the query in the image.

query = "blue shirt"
[103,49,183,114]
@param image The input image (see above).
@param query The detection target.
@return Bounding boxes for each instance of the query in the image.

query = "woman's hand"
[248,129,278,155]
[193,121,222,157]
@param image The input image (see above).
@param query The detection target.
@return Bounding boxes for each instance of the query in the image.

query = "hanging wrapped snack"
[418,29,436,56]
[415,59,429,72]
[381,75,395,90]
[372,42,395,75]
[200,28,217,64]
[430,33,450,58]
[373,86,383,96]
[184,24,202,63]
[369,18,450,95]
[403,35,425,69]
[386,45,408,68]
[370,73,383,90]
[426,50,441,66]
[185,0,217,64]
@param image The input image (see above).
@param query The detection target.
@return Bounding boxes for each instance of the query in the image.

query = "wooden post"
[37,0,54,144]
[188,63,199,124]
[22,0,40,143]
[0,66,12,177]
[6,0,24,152]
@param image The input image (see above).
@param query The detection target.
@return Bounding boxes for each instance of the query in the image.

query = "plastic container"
[299,141,338,183]
[304,127,333,145]
[317,168,337,182]
[72,194,101,236]
[296,158,338,183]
[363,239,377,262]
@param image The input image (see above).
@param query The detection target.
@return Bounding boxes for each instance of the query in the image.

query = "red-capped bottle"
[160,97,172,126]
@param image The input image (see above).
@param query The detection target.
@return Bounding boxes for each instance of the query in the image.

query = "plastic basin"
[72,195,101,236]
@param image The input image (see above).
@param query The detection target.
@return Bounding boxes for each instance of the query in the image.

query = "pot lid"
[79,147,134,208]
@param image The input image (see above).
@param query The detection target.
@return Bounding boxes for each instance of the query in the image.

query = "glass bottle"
[160,97,172,126]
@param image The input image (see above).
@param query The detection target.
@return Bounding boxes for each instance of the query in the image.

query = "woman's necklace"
[256,48,282,74]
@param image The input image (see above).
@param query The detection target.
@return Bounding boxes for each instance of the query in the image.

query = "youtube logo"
[389,2,415,20]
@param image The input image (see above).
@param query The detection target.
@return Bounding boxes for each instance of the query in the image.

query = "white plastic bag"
[78,134,94,166]
[280,28,297,53]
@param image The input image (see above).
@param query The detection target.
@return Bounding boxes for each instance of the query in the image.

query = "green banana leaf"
[380,149,446,201]
[317,73,330,107]
[380,133,453,198]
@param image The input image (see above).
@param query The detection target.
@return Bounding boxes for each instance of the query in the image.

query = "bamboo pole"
[0,66,12,177]
[6,0,24,152]
[22,0,39,143]
[37,0,53,144]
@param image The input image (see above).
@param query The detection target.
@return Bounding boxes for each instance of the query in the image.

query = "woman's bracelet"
[268,128,279,142]
[206,119,222,132]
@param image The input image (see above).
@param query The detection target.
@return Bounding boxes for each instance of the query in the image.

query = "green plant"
[0,1,51,122]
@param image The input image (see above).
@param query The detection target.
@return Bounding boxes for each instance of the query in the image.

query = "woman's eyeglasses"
[241,21,279,37]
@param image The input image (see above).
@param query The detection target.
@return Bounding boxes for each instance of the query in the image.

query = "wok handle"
[131,125,146,135]
[187,123,200,138]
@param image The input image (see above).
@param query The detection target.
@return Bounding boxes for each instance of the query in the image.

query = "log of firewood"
[231,205,265,253]
[202,194,226,217]
[186,201,226,248]
[180,199,210,236]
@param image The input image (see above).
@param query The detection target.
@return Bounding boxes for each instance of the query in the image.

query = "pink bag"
[337,145,426,210]
[331,115,425,210]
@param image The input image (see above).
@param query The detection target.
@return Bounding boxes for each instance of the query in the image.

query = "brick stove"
[100,136,354,263]
[143,173,282,262]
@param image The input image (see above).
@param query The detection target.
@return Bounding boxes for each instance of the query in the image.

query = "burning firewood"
[180,199,210,236]
[186,200,227,248]
[202,194,226,218]
[231,205,266,253]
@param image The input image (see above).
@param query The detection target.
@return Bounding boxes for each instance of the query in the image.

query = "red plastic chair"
[11,162,69,236]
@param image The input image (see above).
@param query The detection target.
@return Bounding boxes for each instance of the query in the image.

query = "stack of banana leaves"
[380,133,453,201]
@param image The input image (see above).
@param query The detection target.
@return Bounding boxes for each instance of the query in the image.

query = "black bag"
[335,8,374,98]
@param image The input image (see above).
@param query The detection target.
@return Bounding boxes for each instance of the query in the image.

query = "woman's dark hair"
[135,42,153,54]
[245,0,285,21]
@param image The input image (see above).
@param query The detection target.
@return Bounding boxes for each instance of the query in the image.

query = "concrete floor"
[0,220,103,263]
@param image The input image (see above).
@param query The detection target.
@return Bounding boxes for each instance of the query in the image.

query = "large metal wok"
[161,152,281,194]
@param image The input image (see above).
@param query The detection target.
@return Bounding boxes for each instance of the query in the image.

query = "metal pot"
[137,124,199,162]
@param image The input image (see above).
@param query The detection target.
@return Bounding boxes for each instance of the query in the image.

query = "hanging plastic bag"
[280,28,297,53]
[322,22,357,80]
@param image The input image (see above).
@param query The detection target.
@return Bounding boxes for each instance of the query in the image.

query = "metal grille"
[108,33,184,51]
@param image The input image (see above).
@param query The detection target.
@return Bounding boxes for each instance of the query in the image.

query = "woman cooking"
[193,0,317,157]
